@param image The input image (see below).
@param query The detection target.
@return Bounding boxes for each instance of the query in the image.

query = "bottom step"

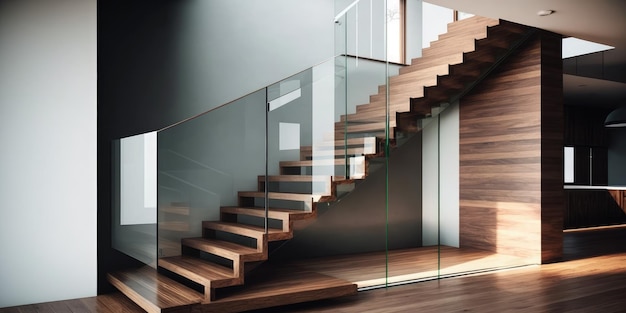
[110,262,357,313]
[107,266,203,313]
[205,262,357,313]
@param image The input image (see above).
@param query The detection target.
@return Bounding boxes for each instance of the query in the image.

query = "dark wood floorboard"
[250,226,626,313]
[0,293,145,313]
[3,226,626,313]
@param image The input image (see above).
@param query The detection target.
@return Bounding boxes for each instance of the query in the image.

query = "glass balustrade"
[111,0,537,295]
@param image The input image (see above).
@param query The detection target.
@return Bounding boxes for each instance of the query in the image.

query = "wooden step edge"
[238,191,324,202]
[159,206,190,216]
[158,256,241,291]
[221,206,315,220]
[107,267,203,313]
[334,131,394,141]
[300,147,377,159]
[337,121,398,134]
[257,174,352,184]
[316,136,378,147]
[256,175,335,197]
[257,175,332,183]
[107,273,162,313]
[202,221,293,242]
[182,237,264,262]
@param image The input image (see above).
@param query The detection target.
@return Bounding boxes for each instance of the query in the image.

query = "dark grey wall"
[99,0,334,139]
[563,49,626,84]
[271,134,423,260]
[608,128,626,186]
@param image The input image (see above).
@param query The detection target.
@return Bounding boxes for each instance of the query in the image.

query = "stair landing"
[108,264,357,313]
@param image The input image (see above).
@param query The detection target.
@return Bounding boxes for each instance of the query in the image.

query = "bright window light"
[562,37,614,59]
[564,147,574,183]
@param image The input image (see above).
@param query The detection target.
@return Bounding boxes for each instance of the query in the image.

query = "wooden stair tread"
[257,175,354,185]
[336,121,396,134]
[182,237,264,261]
[300,147,376,158]
[203,221,292,241]
[316,136,377,147]
[160,206,190,216]
[206,264,357,312]
[258,175,334,183]
[334,131,391,141]
[107,266,203,313]
[238,191,324,202]
[159,255,239,289]
[221,206,315,220]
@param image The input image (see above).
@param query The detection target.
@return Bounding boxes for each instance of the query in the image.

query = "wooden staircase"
[108,16,533,313]
[338,17,530,138]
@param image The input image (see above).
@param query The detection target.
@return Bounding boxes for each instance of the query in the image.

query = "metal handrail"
[334,0,362,22]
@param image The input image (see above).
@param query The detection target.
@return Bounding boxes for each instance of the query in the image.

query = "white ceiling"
[428,0,626,49]
[428,0,626,108]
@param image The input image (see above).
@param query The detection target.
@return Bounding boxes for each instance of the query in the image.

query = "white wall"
[405,0,424,62]
[439,103,460,246]
[422,2,453,48]
[0,0,97,307]
[422,102,460,247]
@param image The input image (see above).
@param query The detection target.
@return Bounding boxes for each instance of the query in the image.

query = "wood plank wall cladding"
[539,31,564,263]
[459,31,564,264]
[565,190,626,229]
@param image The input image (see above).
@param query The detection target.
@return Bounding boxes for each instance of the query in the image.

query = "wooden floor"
[290,245,530,288]
[3,226,626,312]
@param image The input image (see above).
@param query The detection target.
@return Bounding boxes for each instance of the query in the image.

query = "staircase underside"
[108,265,357,313]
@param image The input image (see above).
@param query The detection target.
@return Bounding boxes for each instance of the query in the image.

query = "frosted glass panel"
[112,134,157,266]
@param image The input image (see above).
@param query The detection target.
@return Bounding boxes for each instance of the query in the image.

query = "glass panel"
[157,90,266,262]
[262,1,392,289]
[565,147,575,183]
[112,133,158,267]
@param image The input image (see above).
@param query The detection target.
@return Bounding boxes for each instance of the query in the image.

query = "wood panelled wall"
[565,190,626,229]
[459,31,563,264]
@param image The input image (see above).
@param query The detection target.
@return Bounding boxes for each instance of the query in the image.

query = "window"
[564,146,608,185]
[564,146,574,183]
[387,0,405,63]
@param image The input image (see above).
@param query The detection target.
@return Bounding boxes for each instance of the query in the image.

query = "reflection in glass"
[112,133,158,267]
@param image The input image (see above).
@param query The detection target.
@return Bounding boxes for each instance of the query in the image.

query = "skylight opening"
[562,37,614,59]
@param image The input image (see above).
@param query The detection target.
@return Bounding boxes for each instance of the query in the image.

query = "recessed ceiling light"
[537,10,554,16]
